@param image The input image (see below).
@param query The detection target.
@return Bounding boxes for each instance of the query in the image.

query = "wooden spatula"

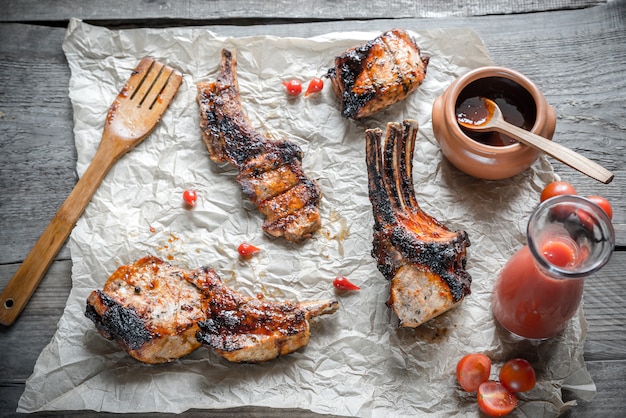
[0,58,183,326]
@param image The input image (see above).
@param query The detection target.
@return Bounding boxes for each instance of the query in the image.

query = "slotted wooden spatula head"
[105,57,183,150]
[0,57,182,326]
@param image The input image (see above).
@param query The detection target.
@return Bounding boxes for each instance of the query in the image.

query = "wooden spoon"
[457,97,614,184]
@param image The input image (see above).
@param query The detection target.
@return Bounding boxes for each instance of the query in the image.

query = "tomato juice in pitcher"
[492,195,614,340]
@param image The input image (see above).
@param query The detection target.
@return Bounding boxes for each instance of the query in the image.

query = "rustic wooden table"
[1,1,625,417]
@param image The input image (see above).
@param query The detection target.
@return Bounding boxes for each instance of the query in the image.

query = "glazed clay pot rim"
[447,66,549,155]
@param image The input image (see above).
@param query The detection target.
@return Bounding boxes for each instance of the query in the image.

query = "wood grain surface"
[0,0,609,22]
[1,0,625,417]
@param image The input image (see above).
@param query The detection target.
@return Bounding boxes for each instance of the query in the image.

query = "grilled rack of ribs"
[86,256,338,363]
[197,49,322,242]
[326,29,429,120]
[365,120,471,328]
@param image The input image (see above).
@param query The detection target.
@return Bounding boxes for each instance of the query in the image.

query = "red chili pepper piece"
[305,77,324,96]
[282,79,302,96]
[183,189,197,207]
[238,242,261,259]
[333,276,360,290]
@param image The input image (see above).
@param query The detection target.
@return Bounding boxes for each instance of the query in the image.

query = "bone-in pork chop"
[86,256,338,363]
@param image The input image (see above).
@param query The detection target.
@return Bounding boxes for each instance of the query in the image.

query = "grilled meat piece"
[365,120,471,328]
[196,289,338,363]
[86,256,338,363]
[85,256,206,364]
[326,29,429,119]
[197,49,322,242]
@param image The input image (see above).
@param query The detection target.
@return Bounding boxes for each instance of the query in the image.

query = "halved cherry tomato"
[587,195,613,220]
[477,381,517,417]
[305,77,324,96]
[540,181,577,202]
[499,358,536,393]
[282,79,302,96]
[237,242,260,259]
[183,189,197,207]
[333,276,360,291]
[456,353,492,392]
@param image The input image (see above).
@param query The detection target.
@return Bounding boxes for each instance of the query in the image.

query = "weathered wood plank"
[0,0,609,22]
[581,252,626,362]
[1,1,625,416]
[562,360,626,417]
[0,24,75,265]
[0,261,72,378]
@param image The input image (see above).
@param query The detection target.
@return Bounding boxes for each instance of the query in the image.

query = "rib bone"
[365,120,471,327]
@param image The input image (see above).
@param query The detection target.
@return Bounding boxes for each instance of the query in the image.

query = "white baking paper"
[18,18,594,417]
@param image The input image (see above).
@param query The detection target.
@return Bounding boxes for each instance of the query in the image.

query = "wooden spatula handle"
[0,137,121,326]
[0,216,74,326]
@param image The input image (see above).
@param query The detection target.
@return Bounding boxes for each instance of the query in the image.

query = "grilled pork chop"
[365,120,471,327]
[86,256,338,363]
[326,29,429,119]
[197,49,322,242]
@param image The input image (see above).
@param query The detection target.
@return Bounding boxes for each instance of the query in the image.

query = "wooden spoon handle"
[0,138,120,326]
[494,121,614,184]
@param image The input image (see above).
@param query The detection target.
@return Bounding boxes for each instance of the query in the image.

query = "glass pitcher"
[492,195,615,340]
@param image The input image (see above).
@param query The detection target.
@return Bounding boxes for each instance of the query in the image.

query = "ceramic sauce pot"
[432,66,556,180]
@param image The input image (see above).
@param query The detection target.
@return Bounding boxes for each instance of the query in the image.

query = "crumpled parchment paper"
[18,18,595,417]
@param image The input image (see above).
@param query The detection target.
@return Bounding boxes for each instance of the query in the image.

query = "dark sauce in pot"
[455,77,537,146]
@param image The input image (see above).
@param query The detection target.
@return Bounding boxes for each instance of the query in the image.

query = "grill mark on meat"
[86,256,338,363]
[366,120,471,327]
[197,49,322,242]
[257,179,320,223]
[382,29,430,96]
[326,29,429,119]
[239,164,301,202]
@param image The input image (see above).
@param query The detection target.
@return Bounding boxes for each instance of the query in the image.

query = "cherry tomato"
[587,195,613,220]
[333,276,360,291]
[183,189,197,207]
[456,353,492,392]
[305,77,324,96]
[499,358,536,393]
[237,242,260,259]
[282,79,302,96]
[548,201,578,222]
[540,181,577,202]
[477,381,517,417]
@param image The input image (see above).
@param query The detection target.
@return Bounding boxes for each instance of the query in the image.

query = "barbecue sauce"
[455,77,536,147]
